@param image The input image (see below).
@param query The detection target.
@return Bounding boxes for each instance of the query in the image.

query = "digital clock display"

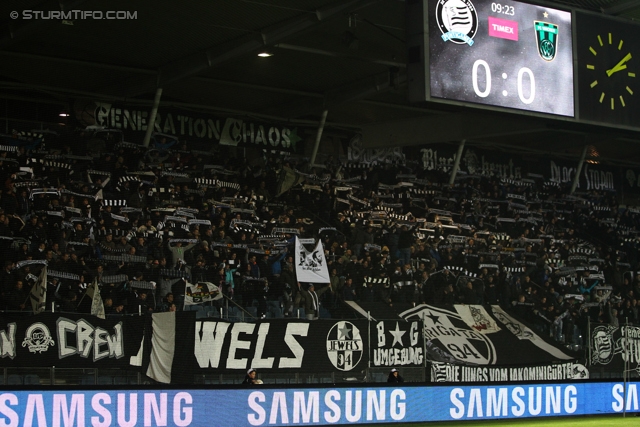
[428,0,574,117]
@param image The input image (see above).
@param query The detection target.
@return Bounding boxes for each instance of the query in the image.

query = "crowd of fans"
[0,129,639,348]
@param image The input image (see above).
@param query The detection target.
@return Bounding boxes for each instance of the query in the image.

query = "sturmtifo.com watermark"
[10,10,137,20]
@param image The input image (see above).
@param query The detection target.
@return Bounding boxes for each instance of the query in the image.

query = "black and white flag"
[30,266,47,314]
[86,279,105,319]
[400,304,577,366]
[184,281,223,306]
[295,236,330,283]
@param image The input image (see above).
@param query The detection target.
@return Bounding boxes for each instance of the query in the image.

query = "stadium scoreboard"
[407,0,640,131]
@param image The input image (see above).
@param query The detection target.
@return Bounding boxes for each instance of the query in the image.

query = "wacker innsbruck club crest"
[534,21,559,61]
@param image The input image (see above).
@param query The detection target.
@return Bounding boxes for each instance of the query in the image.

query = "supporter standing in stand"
[387,368,404,383]
[397,225,414,266]
[242,368,262,386]
[295,282,330,320]
[167,240,196,270]
[0,133,638,350]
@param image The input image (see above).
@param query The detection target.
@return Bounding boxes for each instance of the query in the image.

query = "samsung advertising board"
[0,381,637,426]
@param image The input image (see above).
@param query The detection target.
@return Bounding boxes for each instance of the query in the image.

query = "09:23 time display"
[491,3,515,15]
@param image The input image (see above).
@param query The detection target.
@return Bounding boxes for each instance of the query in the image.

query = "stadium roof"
[1,0,640,165]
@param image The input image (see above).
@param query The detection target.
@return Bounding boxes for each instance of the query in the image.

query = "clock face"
[577,12,639,128]
[584,33,635,111]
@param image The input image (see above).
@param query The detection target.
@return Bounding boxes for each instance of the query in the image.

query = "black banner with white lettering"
[429,361,589,383]
[370,320,424,368]
[90,101,304,152]
[547,158,619,192]
[590,324,640,373]
[153,316,370,383]
[0,313,145,368]
[417,144,533,180]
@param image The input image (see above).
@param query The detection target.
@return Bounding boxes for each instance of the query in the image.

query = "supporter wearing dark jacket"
[387,369,404,383]
[460,281,478,305]
[6,281,27,311]
[397,225,413,266]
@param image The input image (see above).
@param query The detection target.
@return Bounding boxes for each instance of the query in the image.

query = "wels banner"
[429,361,589,383]
[0,313,145,368]
[90,102,304,152]
[371,321,424,368]
[399,304,577,366]
[590,324,640,373]
[151,315,370,383]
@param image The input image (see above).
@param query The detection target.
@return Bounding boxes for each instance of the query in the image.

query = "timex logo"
[488,16,518,41]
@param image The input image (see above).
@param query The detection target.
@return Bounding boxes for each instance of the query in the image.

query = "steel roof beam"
[0,0,90,50]
[360,113,549,148]
[120,0,385,97]
[601,0,640,15]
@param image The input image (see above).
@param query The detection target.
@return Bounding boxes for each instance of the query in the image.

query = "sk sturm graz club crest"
[589,324,640,368]
[591,325,616,365]
[22,322,55,354]
[326,321,363,371]
[436,0,478,46]
[534,21,559,61]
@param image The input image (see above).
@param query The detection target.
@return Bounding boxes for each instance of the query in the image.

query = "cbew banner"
[0,313,145,368]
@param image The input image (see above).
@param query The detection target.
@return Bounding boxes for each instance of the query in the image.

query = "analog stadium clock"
[583,32,635,111]
[576,11,640,128]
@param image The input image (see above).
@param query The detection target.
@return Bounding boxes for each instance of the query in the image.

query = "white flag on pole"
[294,236,330,283]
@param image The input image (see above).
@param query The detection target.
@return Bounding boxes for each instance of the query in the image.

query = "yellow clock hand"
[606,53,632,77]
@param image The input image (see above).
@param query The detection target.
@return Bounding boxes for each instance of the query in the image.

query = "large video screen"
[429,0,574,116]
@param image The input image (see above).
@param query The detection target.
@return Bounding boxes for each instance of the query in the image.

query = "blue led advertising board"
[0,381,638,426]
